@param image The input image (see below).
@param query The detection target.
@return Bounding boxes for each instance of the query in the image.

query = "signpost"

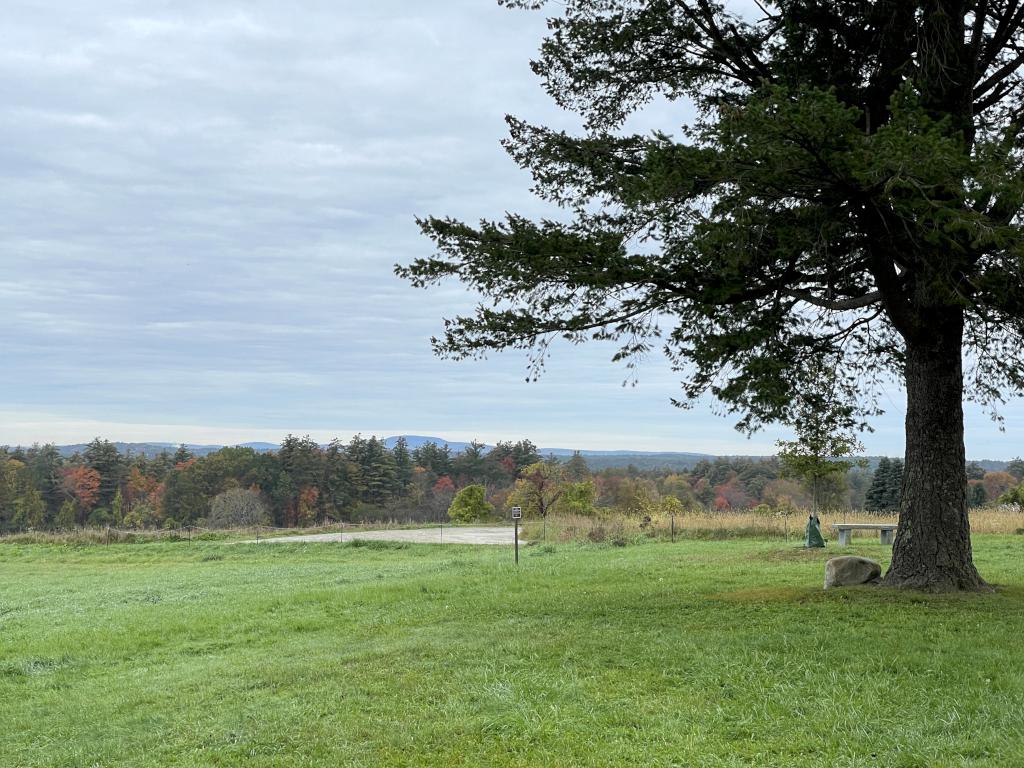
[511,506,522,565]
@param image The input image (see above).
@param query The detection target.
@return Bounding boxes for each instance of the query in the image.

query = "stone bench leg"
[880,529,894,545]
[837,529,851,546]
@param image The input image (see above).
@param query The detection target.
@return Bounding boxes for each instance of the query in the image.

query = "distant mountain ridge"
[49,441,279,459]
[26,435,1010,471]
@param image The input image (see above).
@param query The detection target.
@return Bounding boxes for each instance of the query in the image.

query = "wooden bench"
[831,523,897,546]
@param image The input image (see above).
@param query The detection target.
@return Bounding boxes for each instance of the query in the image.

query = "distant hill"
[27,435,1011,471]
[381,436,743,471]
[51,441,278,459]
[382,435,483,453]
[558,451,718,471]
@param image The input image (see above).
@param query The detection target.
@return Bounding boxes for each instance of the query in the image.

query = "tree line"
[1,437,1023,533]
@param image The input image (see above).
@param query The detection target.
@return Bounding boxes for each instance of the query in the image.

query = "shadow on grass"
[711,581,1024,610]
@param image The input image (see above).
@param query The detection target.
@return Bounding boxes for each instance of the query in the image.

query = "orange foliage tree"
[62,466,101,522]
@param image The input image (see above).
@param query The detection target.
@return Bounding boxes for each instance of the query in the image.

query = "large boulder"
[824,556,882,589]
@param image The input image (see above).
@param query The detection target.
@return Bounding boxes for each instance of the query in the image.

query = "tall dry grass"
[522,505,1024,544]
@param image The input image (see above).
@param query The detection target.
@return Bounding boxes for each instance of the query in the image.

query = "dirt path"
[253,526,516,545]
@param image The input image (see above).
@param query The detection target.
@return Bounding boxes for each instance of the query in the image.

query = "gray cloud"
[0,1,1021,457]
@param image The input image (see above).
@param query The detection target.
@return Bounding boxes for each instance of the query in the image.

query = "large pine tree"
[865,457,893,511]
[400,1,1024,590]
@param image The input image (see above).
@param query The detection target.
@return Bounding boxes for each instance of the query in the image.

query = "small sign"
[511,506,522,520]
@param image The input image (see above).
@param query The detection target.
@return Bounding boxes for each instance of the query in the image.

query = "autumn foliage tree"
[447,484,494,523]
[62,466,101,524]
[509,462,566,518]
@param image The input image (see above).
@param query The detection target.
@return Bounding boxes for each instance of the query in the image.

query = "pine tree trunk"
[882,310,987,591]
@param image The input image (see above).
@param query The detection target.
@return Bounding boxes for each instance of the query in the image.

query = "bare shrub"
[208,488,270,529]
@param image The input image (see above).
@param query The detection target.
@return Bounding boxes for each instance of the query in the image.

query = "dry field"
[522,505,1024,544]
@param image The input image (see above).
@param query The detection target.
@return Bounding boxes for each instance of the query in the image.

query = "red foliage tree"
[982,472,1017,502]
[433,475,456,495]
[297,486,319,526]
[712,476,751,511]
[125,466,160,511]
[62,466,101,513]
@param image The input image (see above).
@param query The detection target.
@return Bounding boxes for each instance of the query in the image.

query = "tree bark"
[882,309,988,591]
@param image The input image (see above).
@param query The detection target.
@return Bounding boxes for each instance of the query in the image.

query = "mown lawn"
[1,536,1023,767]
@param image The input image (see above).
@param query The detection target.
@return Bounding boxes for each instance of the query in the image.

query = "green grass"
[2,537,1024,767]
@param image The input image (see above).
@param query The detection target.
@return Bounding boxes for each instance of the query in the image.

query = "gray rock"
[824,556,882,589]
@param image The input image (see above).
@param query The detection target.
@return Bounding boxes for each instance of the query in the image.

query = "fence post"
[671,514,675,543]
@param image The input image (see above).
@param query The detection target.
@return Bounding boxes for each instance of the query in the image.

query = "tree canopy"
[400,1,1024,590]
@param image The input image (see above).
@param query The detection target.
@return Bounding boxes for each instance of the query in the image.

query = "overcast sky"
[1,0,1022,458]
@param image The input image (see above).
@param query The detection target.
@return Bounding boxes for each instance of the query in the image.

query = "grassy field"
[2,536,1024,767]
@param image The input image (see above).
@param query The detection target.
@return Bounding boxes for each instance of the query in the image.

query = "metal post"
[515,519,519,565]
[440,522,443,545]
[671,514,675,543]
[256,525,260,544]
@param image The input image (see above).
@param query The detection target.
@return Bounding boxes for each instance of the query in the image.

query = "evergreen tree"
[278,435,326,523]
[1007,457,1024,481]
[399,1,1024,589]
[172,445,194,465]
[84,438,125,509]
[321,440,355,520]
[411,441,453,478]
[510,440,541,474]
[162,463,207,526]
[452,441,488,485]
[866,458,904,511]
[26,443,64,519]
[969,483,988,508]
[149,451,176,480]
[564,451,591,481]
[887,459,905,511]
[392,437,414,491]
[865,458,893,512]
[346,435,397,504]
[489,440,541,476]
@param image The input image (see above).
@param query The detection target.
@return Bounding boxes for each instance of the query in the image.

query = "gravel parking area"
[255,526,515,545]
